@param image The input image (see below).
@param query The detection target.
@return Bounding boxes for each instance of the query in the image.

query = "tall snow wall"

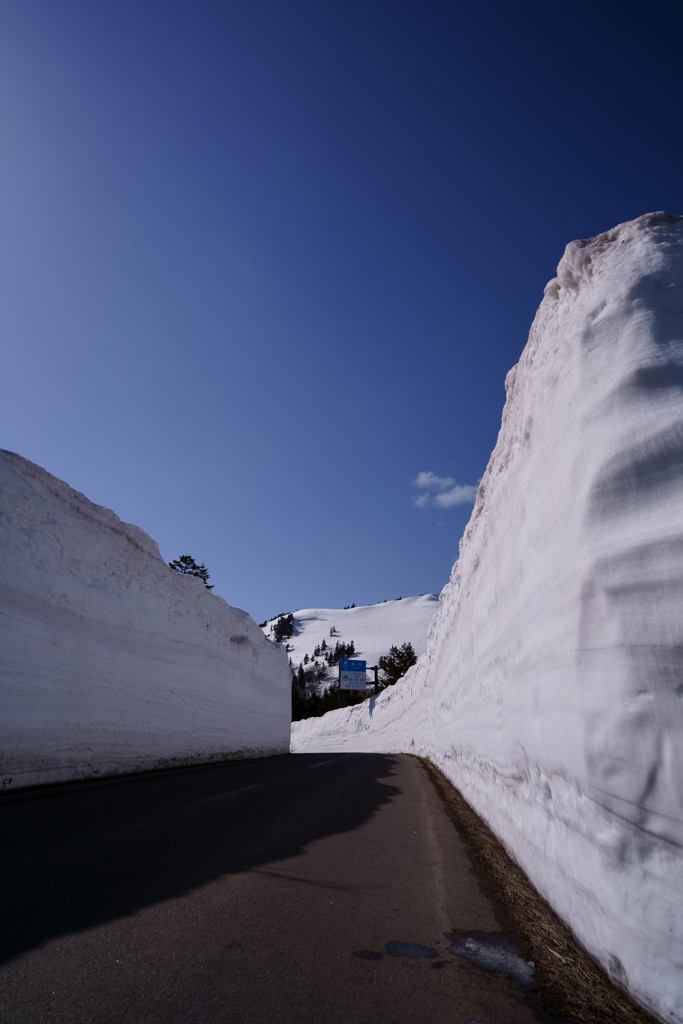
[292,212,683,1024]
[0,450,291,789]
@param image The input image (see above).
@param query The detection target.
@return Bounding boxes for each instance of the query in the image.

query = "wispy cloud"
[412,470,478,509]
[433,484,478,507]
[412,470,456,491]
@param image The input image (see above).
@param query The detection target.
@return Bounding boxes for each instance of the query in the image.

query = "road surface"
[1,753,550,1023]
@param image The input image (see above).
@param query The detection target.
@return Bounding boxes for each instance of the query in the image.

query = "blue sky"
[1,0,681,622]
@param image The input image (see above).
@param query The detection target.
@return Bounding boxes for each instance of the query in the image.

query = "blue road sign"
[339,659,367,691]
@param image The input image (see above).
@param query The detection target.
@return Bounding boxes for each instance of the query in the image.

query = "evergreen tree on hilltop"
[378,643,417,687]
[273,613,295,643]
[169,554,214,590]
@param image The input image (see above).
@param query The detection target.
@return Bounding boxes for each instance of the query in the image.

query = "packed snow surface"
[0,451,291,789]
[292,212,683,1024]
[262,595,438,682]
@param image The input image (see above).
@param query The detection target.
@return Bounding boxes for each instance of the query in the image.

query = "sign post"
[339,659,367,690]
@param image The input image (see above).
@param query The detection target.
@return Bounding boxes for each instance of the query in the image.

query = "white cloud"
[412,470,455,491]
[433,484,479,507]
[412,470,478,509]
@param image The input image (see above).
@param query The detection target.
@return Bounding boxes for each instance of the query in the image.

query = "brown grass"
[420,757,657,1024]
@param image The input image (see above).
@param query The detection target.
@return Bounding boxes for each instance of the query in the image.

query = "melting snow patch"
[449,932,536,988]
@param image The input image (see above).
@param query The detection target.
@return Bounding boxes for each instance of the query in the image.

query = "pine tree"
[325,639,356,666]
[378,642,417,687]
[168,555,214,590]
[273,613,295,643]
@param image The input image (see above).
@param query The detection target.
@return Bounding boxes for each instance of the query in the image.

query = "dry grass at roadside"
[420,757,657,1024]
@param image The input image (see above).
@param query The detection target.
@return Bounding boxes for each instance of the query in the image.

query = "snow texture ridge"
[292,212,683,1024]
[0,451,291,789]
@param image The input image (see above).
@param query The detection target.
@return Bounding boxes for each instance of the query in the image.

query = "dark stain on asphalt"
[385,940,438,958]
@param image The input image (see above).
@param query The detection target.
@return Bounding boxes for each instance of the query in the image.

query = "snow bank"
[292,212,683,1024]
[263,594,438,681]
[0,451,291,789]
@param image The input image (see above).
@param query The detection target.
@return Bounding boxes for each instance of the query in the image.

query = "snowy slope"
[262,595,438,683]
[292,212,683,1024]
[0,451,291,789]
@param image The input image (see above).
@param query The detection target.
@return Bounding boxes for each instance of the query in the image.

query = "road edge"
[419,756,657,1024]
[0,751,292,802]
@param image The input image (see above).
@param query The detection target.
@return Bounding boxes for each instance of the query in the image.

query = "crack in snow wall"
[291,212,683,1024]
[0,451,291,789]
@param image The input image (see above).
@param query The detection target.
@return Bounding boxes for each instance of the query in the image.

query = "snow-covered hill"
[262,594,438,684]
[292,212,683,1024]
[0,451,291,789]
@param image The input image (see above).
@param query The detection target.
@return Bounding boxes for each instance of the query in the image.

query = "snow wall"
[0,451,291,789]
[292,212,683,1024]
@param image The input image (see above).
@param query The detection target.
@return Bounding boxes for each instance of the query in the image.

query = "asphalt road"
[1,753,550,1024]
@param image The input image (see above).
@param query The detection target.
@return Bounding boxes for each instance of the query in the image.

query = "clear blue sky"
[1,0,681,622]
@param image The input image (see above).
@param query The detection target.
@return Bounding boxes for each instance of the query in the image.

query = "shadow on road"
[1,752,400,965]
